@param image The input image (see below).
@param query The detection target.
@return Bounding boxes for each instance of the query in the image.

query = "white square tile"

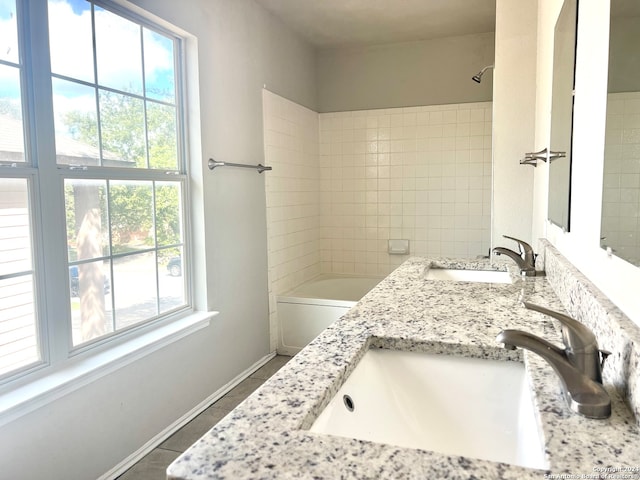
[267,96,493,282]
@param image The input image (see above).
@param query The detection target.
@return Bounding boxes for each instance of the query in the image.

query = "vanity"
[167,241,640,479]
[165,1,640,475]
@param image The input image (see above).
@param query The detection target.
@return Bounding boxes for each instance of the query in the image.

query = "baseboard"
[100,351,277,480]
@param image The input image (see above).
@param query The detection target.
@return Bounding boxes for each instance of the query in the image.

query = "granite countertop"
[167,257,640,479]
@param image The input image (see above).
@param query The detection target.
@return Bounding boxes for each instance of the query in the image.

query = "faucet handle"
[502,235,535,262]
[522,301,598,353]
[523,301,605,383]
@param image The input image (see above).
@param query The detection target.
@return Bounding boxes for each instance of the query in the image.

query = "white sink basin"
[310,349,548,469]
[425,267,512,284]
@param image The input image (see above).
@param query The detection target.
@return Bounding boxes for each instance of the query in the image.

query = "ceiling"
[254,0,497,49]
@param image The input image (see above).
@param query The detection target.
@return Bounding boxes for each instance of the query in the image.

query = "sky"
[0,0,176,132]
[0,0,18,65]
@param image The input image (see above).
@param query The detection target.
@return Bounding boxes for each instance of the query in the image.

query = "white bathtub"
[276,274,383,355]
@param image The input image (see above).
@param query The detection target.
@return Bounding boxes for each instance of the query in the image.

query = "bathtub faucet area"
[496,301,611,419]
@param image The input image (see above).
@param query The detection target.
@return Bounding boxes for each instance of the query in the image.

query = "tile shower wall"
[319,103,493,275]
[263,93,493,309]
[602,92,640,265]
[263,90,320,342]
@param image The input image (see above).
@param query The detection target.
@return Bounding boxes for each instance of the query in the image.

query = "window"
[0,0,190,381]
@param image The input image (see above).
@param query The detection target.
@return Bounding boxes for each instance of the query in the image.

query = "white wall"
[608,16,640,93]
[491,0,538,249]
[532,0,564,244]
[317,33,495,113]
[542,0,640,325]
[0,1,317,479]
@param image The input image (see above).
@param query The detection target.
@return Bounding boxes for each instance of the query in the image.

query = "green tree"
[0,98,23,119]
[155,183,181,247]
[63,91,181,254]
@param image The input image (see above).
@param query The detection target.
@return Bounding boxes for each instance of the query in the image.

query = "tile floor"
[117,355,292,480]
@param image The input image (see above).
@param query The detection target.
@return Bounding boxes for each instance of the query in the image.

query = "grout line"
[157,445,184,454]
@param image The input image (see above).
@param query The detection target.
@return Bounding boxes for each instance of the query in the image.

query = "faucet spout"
[492,247,527,269]
[497,329,611,419]
[492,235,538,276]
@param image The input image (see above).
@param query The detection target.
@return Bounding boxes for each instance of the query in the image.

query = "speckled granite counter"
[168,244,640,479]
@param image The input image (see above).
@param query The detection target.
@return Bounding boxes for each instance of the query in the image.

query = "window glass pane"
[147,101,178,170]
[0,275,38,375]
[94,5,143,95]
[0,0,19,64]
[99,91,145,167]
[42,2,190,351]
[143,28,175,103]
[52,78,100,165]
[48,0,94,83]
[159,246,184,314]
[70,259,113,345]
[109,180,153,253]
[0,178,31,275]
[113,251,157,329]
[64,179,108,261]
[155,181,182,246]
[0,178,39,374]
[0,64,25,163]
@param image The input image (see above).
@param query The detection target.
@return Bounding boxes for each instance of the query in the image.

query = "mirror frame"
[548,0,579,231]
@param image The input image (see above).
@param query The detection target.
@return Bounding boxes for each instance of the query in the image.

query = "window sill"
[0,310,216,427]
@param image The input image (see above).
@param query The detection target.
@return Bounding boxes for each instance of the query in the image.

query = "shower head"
[472,64,494,83]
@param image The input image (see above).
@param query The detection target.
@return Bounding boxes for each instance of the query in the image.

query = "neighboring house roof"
[0,114,133,167]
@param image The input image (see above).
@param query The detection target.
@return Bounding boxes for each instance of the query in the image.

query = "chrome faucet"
[492,235,539,276]
[496,301,611,419]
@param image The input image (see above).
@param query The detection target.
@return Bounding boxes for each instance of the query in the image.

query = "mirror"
[548,0,578,231]
[600,0,640,266]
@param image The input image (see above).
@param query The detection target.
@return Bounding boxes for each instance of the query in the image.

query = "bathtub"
[276,274,383,355]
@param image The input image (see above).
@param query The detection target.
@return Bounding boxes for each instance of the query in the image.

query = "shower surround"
[263,90,492,347]
[318,103,492,270]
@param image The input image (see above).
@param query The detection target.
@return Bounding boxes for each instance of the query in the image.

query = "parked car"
[69,265,111,297]
[167,256,182,277]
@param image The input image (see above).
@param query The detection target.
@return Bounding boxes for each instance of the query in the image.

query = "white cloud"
[0,1,19,65]
[1,0,175,118]
[0,4,20,95]
[48,0,95,82]
[143,30,175,94]
[52,90,96,136]
[48,0,174,95]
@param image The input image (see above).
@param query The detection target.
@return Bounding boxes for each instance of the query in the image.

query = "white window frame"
[0,0,211,419]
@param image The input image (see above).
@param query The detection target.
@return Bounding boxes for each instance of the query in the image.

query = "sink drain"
[343,394,355,412]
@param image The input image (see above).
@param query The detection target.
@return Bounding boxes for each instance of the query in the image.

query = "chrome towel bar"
[208,158,272,174]
[519,148,566,167]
